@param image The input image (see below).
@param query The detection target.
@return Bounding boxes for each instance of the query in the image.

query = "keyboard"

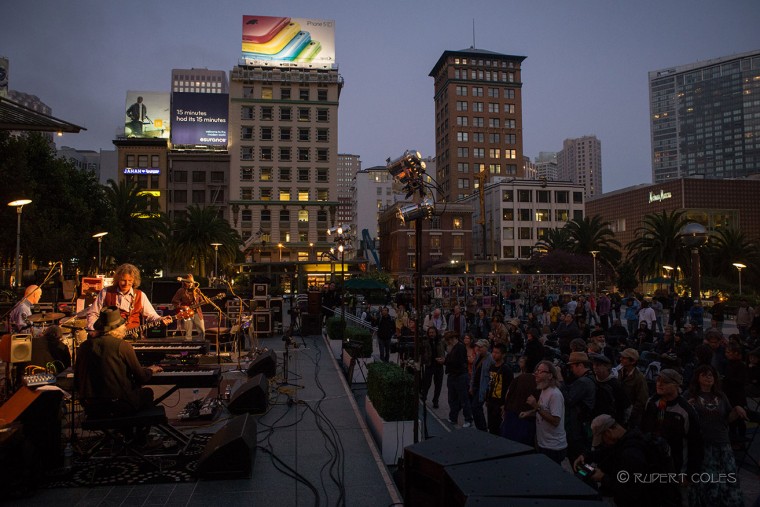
[146,368,221,388]
[133,341,208,365]
[24,373,57,387]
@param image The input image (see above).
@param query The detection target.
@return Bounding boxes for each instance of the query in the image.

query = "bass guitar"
[126,293,226,339]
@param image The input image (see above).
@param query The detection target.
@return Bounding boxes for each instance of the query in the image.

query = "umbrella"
[344,278,388,290]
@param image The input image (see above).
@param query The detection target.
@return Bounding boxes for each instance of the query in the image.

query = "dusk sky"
[2,0,759,192]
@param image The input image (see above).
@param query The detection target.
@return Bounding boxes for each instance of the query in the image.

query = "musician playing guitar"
[171,273,205,341]
[85,263,172,336]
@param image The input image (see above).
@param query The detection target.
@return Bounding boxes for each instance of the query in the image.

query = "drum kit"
[26,313,89,355]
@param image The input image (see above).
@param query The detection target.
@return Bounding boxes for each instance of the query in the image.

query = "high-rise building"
[535,152,558,181]
[337,153,360,227]
[557,135,602,198]
[649,49,760,183]
[229,65,343,262]
[429,48,526,202]
[171,68,229,94]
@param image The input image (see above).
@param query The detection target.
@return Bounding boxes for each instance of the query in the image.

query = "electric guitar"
[126,293,226,339]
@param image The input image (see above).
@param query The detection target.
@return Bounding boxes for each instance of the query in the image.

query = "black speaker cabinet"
[308,291,322,316]
[247,348,277,378]
[269,297,283,324]
[252,311,272,336]
[253,284,268,298]
[197,413,257,479]
[228,374,268,414]
[403,430,533,507]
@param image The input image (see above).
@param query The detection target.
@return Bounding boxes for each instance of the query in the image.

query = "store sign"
[124,168,160,175]
[648,190,672,204]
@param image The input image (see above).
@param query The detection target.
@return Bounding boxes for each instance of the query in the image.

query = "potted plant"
[325,316,346,358]
[364,362,417,465]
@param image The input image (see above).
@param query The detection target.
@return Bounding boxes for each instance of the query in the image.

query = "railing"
[323,305,377,333]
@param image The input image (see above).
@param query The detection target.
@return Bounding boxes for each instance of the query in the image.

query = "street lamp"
[277,243,284,262]
[733,263,747,295]
[328,226,353,324]
[590,250,599,296]
[8,199,32,289]
[211,242,222,281]
[92,232,108,273]
[663,265,674,292]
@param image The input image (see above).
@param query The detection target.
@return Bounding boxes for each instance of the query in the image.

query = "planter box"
[328,338,343,359]
[341,349,373,384]
[364,396,416,465]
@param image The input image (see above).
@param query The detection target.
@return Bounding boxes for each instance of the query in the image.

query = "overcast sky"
[2,0,758,192]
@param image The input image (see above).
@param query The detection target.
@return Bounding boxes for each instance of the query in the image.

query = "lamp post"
[328,226,352,324]
[277,243,284,262]
[8,199,32,289]
[92,232,108,273]
[211,242,222,281]
[681,223,708,300]
[663,265,674,293]
[733,263,746,295]
[590,250,599,296]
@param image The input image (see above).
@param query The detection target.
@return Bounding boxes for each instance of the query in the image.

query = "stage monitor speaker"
[228,373,268,414]
[197,413,257,479]
[252,311,272,336]
[253,283,268,298]
[269,297,283,324]
[403,430,533,507]
[308,291,322,316]
[247,348,277,378]
[251,298,269,310]
[10,334,32,363]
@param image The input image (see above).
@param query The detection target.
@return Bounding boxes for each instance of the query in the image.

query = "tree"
[626,210,690,281]
[563,215,621,269]
[534,227,573,254]
[168,205,241,277]
[703,227,757,282]
[615,260,639,295]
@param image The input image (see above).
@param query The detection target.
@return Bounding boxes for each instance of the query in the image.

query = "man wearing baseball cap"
[641,369,703,476]
[617,348,649,428]
[562,351,596,462]
[573,414,657,506]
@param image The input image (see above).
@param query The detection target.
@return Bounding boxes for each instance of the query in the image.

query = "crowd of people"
[382,292,759,506]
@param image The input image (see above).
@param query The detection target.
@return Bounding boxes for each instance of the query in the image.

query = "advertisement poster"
[240,15,335,69]
[171,92,229,146]
[124,91,170,139]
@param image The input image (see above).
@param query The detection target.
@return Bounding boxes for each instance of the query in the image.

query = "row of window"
[170,189,225,204]
[502,189,584,204]
[454,147,518,160]
[240,146,330,162]
[243,86,329,102]
[241,208,329,224]
[502,208,584,222]
[453,69,516,83]
[126,154,160,168]
[454,102,519,118]
[241,126,329,142]
[240,166,329,183]
[241,105,330,122]
[455,163,518,174]
[170,170,225,184]
[455,86,517,98]
[239,187,330,201]
[239,230,328,246]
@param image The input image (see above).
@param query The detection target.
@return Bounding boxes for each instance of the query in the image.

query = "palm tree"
[563,215,621,269]
[626,210,690,281]
[168,205,241,277]
[703,227,757,281]
[534,227,573,254]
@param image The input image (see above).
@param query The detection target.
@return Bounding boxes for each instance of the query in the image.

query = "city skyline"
[1,0,758,192]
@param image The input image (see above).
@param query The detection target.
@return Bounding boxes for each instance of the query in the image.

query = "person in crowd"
[443,331,473,427]
[723,342,748,446]
[394,302,410,336]
[654,325,676,355]
[748,347,760,394]
[640,369,703,476]
[682,321,700,350]
[606,319,628,350]
[668,292,685,330]
[469,338,493,430]
[523,327,544,374]
[77,307,163,417]
[689,300,705,331]
[490,315,509,348]
[710,296,725,332]
[422,307,447,334]
[472,308,491,342]
[735,299,755,340]
[704,328,727,376]
[506,317,524,353]
[85,263,172,335]
[447,305,467,339]
[638,300,656,332]
[651,297,665,334]
[322,282,342,322]
[562,351,596,462]
[485,342,513,435]
[556,313,581,354]
[549,300,562,331]
[463,333,477,378]
[596,292,611,330]
[616,348,649,428]
[376,306,395,362]
[501,361,540,446]
[685,365,746,507]
[590,353,631,424]
[623,296,640,337]
[420,325,446,408]
[635,321,654,350]
[590,333,614,363]
[171,274,205,340]
[524,360,567,464]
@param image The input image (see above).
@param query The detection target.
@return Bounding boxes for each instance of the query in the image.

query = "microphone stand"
[223,280,251,372]
[200,291,227,399]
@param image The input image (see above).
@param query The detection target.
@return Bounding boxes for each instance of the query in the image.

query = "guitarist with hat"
[85,263,172,337]
[172,274,205,341]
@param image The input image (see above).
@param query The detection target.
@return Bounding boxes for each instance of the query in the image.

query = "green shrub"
[367,362,416,421]
[326,316,345,341]
[344,326,373,358]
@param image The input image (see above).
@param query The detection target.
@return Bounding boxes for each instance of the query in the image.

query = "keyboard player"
[76,307,163,417]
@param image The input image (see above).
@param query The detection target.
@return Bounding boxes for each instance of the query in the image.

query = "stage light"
[397,197,434,225]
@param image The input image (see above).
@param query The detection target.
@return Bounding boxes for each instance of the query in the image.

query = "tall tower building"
[557,135,602,198]
[429,48,526,202]
[228,66,343,262]
[535,151,558,181]
[336,153,360,227]
[649,49,760,183]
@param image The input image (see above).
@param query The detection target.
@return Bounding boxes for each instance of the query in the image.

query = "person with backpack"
[573,414,679,507]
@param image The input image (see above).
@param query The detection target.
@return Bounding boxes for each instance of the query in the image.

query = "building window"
[503,208,514,221]
[317,89,328,101]
[210,171,224,183]
[457,178,470,189]
[518,227,532,240]
[555,209,569,221]
[260,147,273,161]
[488,118,500,128]
[173,170,187,183]
[489,149,500,159]
[298,190,309,201]
[488,103,499,113]
[151,155,160,167]
[430,236,441,249]
[537,190,550,203]
[456,101,468,111]
[573,191,583,204]
[502,190,514,202]
[192,171,206,183]
[279,189,291,201]
[473,148,485,158]
[240,188,253,201]
[241,126,254,140]
[457,132,469,142]
[457,147,469,157]
[316,109,329,122]
[452,235,463,249]
[260,188,272,200]
[261,127,273,141]
[457,162,469,173]
[505,134,516,144]
[317,189,329,201]
[453,217,463,229]
[317,168,328,182]
[240,167,253,181]
[174,190,187,203]
[279,167,291,181]
[316,128,329,142]
[504,89,515,99]
[519,246,532,259]
[503,245,515,258]
[298,168,310,181]
[280,210,290,221]
[280,87,291,100]
[298,148,310,161]
[518,208,531,221]
[280,107,292,121]
[555,191,569,203]
[138,155,148,167]
[489,163,501,173]
[574,209,584,221]
[260,167,272,181]
[261,209,271,222]
[192,190,205,203]
[242,106,254,119]
[298,128,310,141]
[241,209,252,224]
[298,108,310,121]
[317,210,328,222]
[503,227,514,239]
[517,189,532,202]
[279,128,292,142]
[473,102,484,112]
[535,209,550,221]
[505,119,516,129]
[279,147,291,161]
[261,106,273,121]
[472,87,483,97]
[504,104,515,114]
[455,85,467,96]
[456,116,468,126]
[261,86,273,99]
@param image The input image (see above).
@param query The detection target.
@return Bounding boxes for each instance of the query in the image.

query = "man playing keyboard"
[77,307,163,417]
[85,263,172,336]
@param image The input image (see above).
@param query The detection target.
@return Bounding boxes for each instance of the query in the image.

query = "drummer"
[10,284,43,336]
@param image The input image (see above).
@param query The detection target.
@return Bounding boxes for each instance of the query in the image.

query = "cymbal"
[61,318,87,329]
[26,312,66,323]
